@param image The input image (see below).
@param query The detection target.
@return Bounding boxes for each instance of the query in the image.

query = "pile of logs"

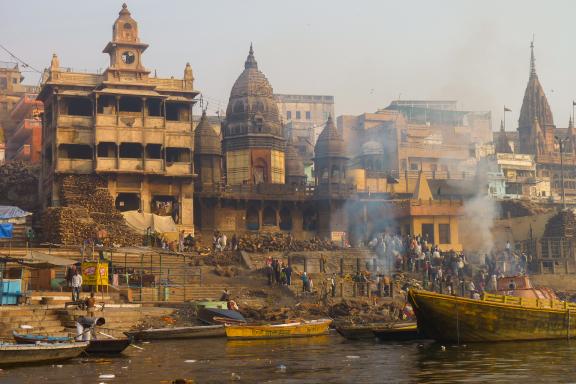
[544,210,576,238]
[237,232,342,253]
[42,207,96,245]
[42,175,141,246]
[0,161,40,211]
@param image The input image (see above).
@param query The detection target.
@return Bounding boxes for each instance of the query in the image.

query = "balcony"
[145,116,164,129]
[118,114,143,129]
[143,129,164,144]
[56,159,93,173]
[145,159,164,172]
[165,162,192,176]
[118,159,143,172]
[11,119,40,143]
[96,114,117,127]
[166,120,191,132]
[57,115,93,128]
[95,158,117,172]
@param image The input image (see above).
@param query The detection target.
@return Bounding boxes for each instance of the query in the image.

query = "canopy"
[0,206,32,224]
[122,210,177,234]
[0,251,77,268]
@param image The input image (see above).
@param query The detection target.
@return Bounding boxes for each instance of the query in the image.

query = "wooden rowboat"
[372,322,420,341]
[85,338,132,354]
[13,332,132,354]
[409,289,576,343]
[335,324,379,340]
[124,325,225,340]
[225,319,332,340]
[0,342,87,366]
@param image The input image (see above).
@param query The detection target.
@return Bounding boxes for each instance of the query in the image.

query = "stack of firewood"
[237,232,341,253]
[544,210,576,238]
[41,175,141,246]
[42,207,97,245]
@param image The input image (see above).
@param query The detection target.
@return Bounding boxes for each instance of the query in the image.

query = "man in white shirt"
[71,270,83,302]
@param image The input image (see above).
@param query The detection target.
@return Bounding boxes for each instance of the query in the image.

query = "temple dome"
[194,111,221,156]
[285,137,305,177]
[223,44,283,139]
[314,115,347,159]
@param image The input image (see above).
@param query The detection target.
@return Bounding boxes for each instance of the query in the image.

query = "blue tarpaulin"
[0,223,14,239]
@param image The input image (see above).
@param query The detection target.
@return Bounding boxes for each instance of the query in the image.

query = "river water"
[2,333,576,383]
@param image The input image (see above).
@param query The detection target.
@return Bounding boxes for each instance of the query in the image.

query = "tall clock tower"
[102,3,150,82]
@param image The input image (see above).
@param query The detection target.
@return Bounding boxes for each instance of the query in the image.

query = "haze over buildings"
[2,0,576,127]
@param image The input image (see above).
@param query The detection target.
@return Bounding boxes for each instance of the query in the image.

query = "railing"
[389,169,476,180]
[483,292,576,311]
[56,159,93,173]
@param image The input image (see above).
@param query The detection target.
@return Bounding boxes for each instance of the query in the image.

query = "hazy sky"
[1,0,575,130]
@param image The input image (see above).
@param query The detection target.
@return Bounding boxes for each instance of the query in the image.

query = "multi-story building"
[5,93,43,163]
[275,94,334,161]
[338,101,492,193]
[482,153,550,200]
[38,4,199,229]
[0,62,40,157]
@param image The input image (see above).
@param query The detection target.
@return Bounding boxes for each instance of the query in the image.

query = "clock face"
[121,51,135,64]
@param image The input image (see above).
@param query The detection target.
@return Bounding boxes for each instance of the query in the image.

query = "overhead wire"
[0,43,43,74]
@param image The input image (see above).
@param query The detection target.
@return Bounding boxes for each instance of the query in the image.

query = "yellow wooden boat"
[225,319,332,340]
[409,289,576,343]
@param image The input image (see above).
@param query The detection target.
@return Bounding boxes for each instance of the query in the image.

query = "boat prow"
[409,289,576,343]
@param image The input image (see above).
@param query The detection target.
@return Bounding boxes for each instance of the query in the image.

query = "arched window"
[303,208,318,231]
[246,207,259,230]
[263,206,277,227]
[279,207,292,230]
[253,158,267,184]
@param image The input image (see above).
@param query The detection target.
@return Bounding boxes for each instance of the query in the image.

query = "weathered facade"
[0,63,40,163]
[38,4,199,229]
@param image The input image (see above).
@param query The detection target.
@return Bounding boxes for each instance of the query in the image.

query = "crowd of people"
[366,232,532,299]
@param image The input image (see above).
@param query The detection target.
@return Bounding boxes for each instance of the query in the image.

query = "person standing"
[71,270,83,302]
[330,274,336,297]
[284,264,292,286]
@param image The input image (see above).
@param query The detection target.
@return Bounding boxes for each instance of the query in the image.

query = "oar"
[97,331,116,339]
[97,331,145,350]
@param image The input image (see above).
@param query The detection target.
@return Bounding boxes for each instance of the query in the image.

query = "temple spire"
[530,39,536,78]
[245,43,257,70]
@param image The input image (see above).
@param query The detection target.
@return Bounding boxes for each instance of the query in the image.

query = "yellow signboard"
[82,262,109,287]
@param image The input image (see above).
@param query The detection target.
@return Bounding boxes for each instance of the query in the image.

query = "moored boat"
[13,331,132,354]
[335,324,379,340]
[124,324,225,340]
[198,308,246,325]
[13,332,70,344]
[225,319,332,340]
[372,322,420,341]
[0,342,88,366]
[85,338,132,354]
[409,289,576,343]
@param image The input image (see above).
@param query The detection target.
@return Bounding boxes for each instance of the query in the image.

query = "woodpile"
[544,210,576,238]
[237,232,341,253]
[42,207,96,245]
[41,175,141,246]
[0,160,40,211]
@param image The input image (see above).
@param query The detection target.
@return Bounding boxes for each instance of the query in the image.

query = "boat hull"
[336,325,377,340]
[225,320,332,340]
[125,325,225,340]
[0,343,87,366]
[373,324,420,341]
[409,289,576,343]
[85,338,131,354]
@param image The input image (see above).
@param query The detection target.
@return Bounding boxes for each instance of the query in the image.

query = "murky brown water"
[2,333,576,383]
